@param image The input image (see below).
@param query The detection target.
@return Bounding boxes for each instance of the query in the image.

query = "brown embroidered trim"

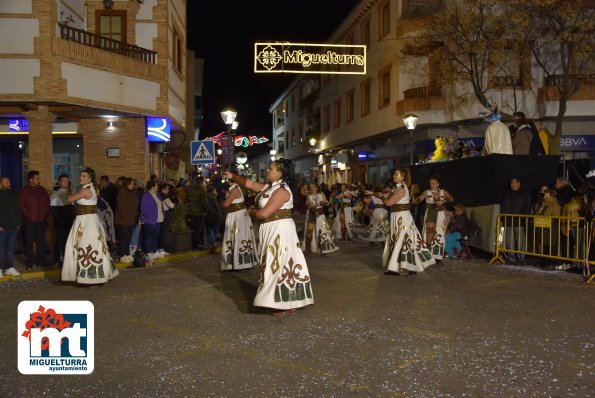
[390,203,411,212]
[227,203,246,212]
[76,204,97,215]
[261,209,292,224]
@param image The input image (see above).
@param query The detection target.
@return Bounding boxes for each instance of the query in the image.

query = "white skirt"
[358,208,389,242]
[301,209,339,254]
[254,218,314,310]
[422,209,447,260]
[333,206,355,239]
[382,210,435,273]
[221,209,259,270]
[61,214,119,284]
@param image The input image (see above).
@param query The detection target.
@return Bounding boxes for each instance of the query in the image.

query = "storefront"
[0,120,83,190]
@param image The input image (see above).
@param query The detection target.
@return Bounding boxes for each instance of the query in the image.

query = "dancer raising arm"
[223,159,313,317]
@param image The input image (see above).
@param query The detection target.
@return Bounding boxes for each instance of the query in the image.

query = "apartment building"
[0,0,188,190]
[270,0,595,186]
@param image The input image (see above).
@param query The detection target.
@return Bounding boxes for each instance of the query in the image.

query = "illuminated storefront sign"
[9,119,29,132]
[146,117,170,142]
[205,132,269,147]
[254,42,366,74]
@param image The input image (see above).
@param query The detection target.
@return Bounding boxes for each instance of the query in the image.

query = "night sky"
[187,1,360,142]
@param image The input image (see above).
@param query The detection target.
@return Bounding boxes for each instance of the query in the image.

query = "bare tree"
[506,0,595,154]
[403,0,511,110]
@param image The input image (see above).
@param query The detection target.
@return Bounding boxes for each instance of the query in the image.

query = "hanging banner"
[254,42,366,75]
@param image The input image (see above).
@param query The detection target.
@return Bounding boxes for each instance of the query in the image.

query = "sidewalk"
[0,247,219,283]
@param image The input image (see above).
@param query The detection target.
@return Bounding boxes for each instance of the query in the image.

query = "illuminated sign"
[146,117,170,142]
[9,119,29,132]
[204,132,269,147]
[254,42,366,75]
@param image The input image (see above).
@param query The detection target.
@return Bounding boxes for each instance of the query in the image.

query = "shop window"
[360,17,370,48]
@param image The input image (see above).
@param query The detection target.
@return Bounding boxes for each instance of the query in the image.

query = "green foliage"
[170,202,191,232]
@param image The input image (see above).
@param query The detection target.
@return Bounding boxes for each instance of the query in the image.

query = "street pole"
[403,113,418,167]
[227,124,232,171]
[220,107,237,172]
[410,129,413,165]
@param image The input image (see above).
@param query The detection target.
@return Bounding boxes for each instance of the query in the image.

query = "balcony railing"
[544,74,595,87]
[59,23,157,64]
[403,85,441,99]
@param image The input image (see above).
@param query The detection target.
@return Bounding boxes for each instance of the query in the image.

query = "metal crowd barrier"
[489,214,594,284]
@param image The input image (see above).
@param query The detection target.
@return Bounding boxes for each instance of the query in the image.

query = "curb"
[0,246,221,284]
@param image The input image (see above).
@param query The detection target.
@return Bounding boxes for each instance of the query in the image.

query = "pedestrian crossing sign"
[191,140,215,165]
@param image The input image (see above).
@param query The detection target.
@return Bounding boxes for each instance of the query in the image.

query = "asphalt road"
[0,240,593,397]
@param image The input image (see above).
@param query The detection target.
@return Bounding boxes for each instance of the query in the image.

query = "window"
[333,98,341,129]
[291,93,295,113]
[346,89,355,123]
[299,122,304,142]
[172,27,183,75]
[491,46,531,88]
[378,65,391,108]
[96,10,126,42]
[378,0,390,40]
[292,127,296,147]
[360,17,370,48]
[323,104,330,133]
[360,79,371,117]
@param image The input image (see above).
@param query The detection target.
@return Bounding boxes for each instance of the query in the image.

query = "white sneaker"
[157,249,170,256]
[147,252,159,260]
[5,267,20,276]
[120,255,134,263]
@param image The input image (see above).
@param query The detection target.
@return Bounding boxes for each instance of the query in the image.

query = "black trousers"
[52,206,75,263]
[189,215,205,248]
[116,224,135,257]
[23,220,48,267]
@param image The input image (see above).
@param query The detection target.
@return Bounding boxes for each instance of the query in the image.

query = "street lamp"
[309,137,317,147]
[220,107,237,171]
[403,113,418,165]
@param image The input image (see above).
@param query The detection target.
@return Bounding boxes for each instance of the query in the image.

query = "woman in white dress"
[333,184,355,240]
[382,168,435,275]
[220,182,258,271]
[358,191,389,246]
[413,174,454,261]
[223,159,313,317]
[62,168,119,284]
[301,183,338,255]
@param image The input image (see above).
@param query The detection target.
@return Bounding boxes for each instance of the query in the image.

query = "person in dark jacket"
[99,175,118,214]
[186,178,208,250]
[18,170,51,269]
[140,181,163,259]
[500,177,532,264]
[114,177,139,262]
[0,176,23,277]
[554,177,575,209]
[50,174,75,267]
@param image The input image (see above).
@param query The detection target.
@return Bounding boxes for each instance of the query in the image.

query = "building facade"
[0,0,188,190]
[270,0,595,187]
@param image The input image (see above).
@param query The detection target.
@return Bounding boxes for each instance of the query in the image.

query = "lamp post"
[220,108,237,171]
[403,113,418,165]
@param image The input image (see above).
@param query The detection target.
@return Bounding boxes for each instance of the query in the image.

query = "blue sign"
[191,140,215,165]
[9,119,29,132]
[559,135,595,150]
[357,151,368,160]
[146,117,170,142]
